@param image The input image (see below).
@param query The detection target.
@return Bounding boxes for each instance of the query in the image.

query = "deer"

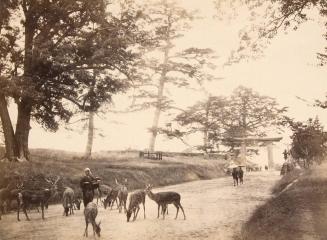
[83,202,101,237]
[0,182,23,220]
[0,186,11,220]
[62,187,75,216]
[17,176,60,221]
[145,184,186,220]
[103,188,119,210]
[115,178,128,213]
[95,184,112,205]
[73,198,82,210]
[126,190,146,222]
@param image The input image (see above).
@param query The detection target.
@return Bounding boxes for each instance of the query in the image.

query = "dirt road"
[0,171,280,240]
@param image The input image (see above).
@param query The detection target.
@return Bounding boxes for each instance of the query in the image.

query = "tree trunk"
[149,42,170,152]
[84,111,95,159]
[0,94,18,160]
[15,99,32,161]
[203,98,210,153]
[13,7,36,162]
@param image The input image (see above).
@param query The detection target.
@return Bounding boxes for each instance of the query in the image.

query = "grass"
[0,148,226,202]
[236,163,327,240]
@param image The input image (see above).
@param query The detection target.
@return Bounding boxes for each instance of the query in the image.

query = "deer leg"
[92,222,96,236]
[143,202,146,219]
[162,205,167,220]
[22,205,30,221]
[41,203,45,220]
[84,221,89,237]
[173,202,180,219]
[157,204,160,218]
[179,203,186,220]
[134,206,140,221]
[17,200,20,221]
[116,198,119,209]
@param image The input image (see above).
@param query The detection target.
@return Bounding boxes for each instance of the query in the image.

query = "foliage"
[161,86,287,153]
[164,96,229,152]
[1,0,146,131]
[288,117,327,168]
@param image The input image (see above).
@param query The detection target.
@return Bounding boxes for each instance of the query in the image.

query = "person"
[80,168,100,207]
[283,149,289,161]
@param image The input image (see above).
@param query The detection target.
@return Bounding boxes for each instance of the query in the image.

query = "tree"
[164,96,230,153]
[289,117,327,168]
[0,0,20,160]
[129,0,216,151]
[0,0,145,161]
[219,86,287,157]
[224,86,287,137]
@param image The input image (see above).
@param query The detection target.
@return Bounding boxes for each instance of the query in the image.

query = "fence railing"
[139,151,163,160]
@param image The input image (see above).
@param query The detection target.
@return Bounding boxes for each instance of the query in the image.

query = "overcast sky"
[8,0,327,165]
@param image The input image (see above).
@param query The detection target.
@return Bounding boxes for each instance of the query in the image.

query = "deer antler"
[44,177,53,184]
[54,176,61,185]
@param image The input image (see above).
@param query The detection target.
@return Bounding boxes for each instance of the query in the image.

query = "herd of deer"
[0,177,186,238]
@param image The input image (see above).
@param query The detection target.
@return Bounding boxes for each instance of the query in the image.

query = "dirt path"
[0,171,280,240]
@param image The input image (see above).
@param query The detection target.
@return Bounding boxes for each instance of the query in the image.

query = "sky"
[7,0,327,165]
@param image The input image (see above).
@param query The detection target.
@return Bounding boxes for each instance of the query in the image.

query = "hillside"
[0,149,226,200]
[236,163,327,240]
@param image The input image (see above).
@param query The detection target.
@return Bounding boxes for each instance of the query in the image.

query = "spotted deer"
[83,202,101,237]
[17,176,60,221]
[145,184,186,220]
[126,190,146,222]
[116,178,128,213]
[62,187,75,216]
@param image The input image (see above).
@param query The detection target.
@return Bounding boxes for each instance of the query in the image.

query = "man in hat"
[80,168,100,207]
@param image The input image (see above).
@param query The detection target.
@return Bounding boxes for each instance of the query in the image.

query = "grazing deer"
[145,184,186,220]
[83,202,101,237]
[17,176,60,221]
[116,179,128,213]
[73,198,82,210]
[63,187,75,216]
[103,188,119,210]
[126,190,146,222]
[95,184,112,205]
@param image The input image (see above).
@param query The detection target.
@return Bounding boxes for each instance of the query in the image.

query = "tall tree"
[224,86,287,138]
[288,117,327,168]
[0,0,145,161]
[130,0,216,151]
[164,96,229,153]
[0,0,20,160]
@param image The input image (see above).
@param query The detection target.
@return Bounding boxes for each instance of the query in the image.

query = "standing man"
[80,168,100,207]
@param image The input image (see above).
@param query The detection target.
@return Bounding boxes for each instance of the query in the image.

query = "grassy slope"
[236,164,327,240]
[0,149,226,200]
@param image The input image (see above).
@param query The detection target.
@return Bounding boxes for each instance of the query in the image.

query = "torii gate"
[231,137,283,169]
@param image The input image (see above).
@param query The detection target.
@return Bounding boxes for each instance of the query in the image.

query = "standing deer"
[0,182,23,220]
[126,190,146,222]
[0,185,11,220]
[145,184,186,220]
[83,202,101,237]
[116,179,128,213]
[62,187,75,216]
[17,176,60,221]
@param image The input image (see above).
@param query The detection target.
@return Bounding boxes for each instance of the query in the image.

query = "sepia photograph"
[0,0,327,239]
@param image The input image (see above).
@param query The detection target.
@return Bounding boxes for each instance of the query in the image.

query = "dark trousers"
[83,190,94,207]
